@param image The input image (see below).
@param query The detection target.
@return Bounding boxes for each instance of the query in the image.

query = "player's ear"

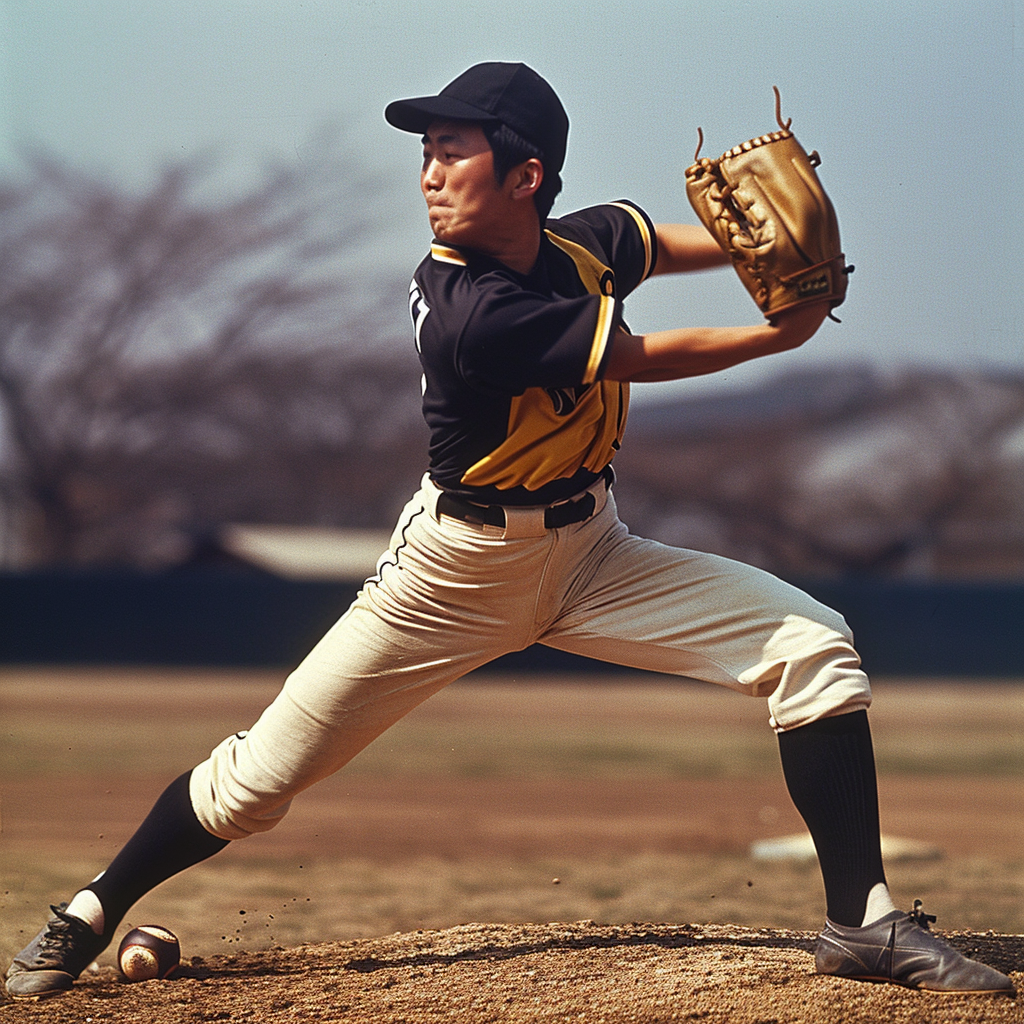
[509,158,544,200]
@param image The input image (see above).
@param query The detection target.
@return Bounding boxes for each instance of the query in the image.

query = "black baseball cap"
[384,62,569,173]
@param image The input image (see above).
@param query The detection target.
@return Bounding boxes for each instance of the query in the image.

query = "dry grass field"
[1,668,1022,1021]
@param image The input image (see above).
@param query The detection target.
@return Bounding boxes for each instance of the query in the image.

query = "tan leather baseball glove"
[685,88,852,321]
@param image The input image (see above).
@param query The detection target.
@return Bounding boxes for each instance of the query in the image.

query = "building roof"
[217,525,392,581]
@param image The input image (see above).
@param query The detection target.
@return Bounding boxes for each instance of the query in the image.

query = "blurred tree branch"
[613,368,1024,580]
[0,137,419,567]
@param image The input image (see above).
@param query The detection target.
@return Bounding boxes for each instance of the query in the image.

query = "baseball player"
[6,62,1014,999]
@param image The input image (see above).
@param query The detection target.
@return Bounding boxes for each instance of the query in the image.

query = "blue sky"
[1,0,1021,398]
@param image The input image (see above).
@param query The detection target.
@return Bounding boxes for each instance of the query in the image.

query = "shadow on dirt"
[342,922,818,974]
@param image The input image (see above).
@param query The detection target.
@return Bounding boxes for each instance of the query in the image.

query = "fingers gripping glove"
[685,88,853,321]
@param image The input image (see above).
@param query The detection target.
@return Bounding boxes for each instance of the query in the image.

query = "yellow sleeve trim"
[583,294,615,385]
[609,202,654,281]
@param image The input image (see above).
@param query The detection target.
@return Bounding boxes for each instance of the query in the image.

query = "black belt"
[436,487,599,530]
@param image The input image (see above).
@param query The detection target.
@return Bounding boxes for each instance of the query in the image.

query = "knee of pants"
[189,733,294,841]
[755,613,873,733]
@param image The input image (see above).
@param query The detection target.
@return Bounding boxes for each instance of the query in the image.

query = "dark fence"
[0,569,1021,677]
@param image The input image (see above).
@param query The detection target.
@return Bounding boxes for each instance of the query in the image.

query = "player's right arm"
[603,302,828,382]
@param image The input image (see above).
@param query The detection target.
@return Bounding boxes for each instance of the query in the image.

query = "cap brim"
[384,95,500,134]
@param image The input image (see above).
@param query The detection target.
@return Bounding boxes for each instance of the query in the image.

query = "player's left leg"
[539,490,1014,994]
[540,497,889,921]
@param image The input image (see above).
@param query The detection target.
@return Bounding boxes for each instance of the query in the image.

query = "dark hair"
[482,121,562,222]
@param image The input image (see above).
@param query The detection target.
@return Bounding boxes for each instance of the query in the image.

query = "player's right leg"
[5,479,549,999]
[186,481,554,842]
[5,772,227,998]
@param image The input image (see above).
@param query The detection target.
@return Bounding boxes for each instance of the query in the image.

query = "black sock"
[776,710,887,927]
[85,771,229,939]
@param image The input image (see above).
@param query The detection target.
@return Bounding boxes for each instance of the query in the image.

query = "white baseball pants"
[190,475,871,840]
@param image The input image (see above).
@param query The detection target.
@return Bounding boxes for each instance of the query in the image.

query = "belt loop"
[421,474,443,521]
[501,506,548,539]
[588,470,611,519]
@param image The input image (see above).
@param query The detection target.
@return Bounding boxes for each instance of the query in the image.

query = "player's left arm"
[650,223,729,276]
[603,302,829,382]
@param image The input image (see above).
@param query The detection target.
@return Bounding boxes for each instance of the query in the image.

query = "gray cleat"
[816,901,1016,994]
[5,903,107,999]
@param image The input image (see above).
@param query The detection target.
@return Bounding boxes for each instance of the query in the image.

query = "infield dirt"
[1,669,1022,1022]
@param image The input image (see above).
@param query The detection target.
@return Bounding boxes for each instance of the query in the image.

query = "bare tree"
[0,138,413,567]
[72,346,426,567]
[613,367,1024,579]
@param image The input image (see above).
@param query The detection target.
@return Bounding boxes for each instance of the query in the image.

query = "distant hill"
[626,364,882,439]
[613,364,1024,579]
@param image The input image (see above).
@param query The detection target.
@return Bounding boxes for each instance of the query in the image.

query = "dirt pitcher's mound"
[2,922,1021,1023]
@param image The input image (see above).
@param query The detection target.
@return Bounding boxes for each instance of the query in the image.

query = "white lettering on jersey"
[408,281,430,353]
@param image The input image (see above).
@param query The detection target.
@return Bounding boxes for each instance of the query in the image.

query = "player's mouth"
[426,203,452,227]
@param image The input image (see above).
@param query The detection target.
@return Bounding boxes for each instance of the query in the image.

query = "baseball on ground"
[117,925,181,981]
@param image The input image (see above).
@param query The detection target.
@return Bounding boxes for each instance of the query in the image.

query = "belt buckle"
[464,504,502,527]
[437,492,505,528]
[544,490,596,528]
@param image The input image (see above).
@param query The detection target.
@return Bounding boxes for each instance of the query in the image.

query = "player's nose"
[421,156,444,191]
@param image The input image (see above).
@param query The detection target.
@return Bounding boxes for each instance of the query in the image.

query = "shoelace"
[909,899,937,931]
[32,905,83,957]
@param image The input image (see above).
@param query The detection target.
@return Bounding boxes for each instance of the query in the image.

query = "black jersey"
[408,200,657,506]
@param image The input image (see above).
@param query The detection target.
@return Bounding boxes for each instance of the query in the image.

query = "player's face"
[420,121,511,252]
